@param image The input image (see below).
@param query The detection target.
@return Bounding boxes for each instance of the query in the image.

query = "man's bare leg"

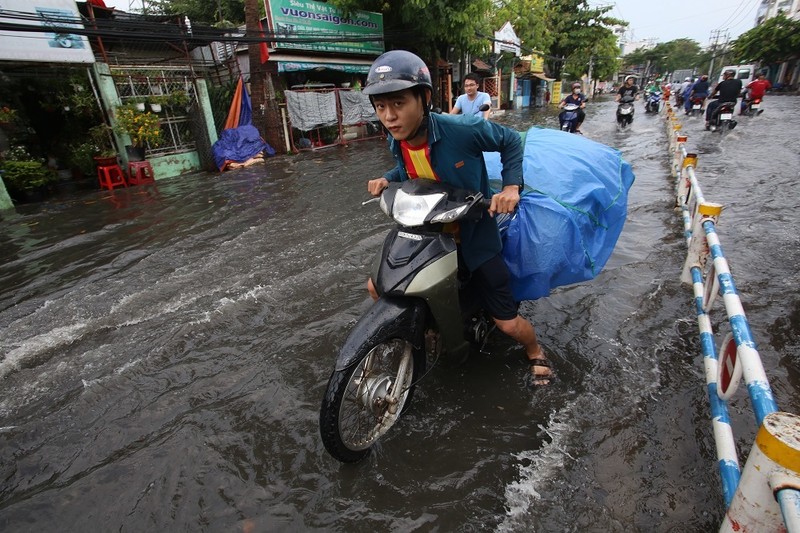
[494,315,552,385]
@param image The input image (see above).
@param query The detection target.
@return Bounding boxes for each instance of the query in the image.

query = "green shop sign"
[267,0,384,56]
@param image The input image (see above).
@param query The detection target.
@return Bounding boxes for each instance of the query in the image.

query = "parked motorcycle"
[707,101,738,133]
[742,97,764,116]
[319,180,511,463]
[559,103,581,133]
[616,95,635,129]
[644,91,661,113]
[686,96,706,116]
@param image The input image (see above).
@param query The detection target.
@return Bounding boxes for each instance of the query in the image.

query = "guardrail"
[662,99,800,532]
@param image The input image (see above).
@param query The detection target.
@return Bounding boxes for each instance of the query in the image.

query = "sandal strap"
[528,357,551,368]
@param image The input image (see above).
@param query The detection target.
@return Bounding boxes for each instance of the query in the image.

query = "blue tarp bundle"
[484,127,635,301]
[212,78,275,171]
[212,125,274,171]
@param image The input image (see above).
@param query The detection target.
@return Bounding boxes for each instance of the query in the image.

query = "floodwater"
[1,95,799,532]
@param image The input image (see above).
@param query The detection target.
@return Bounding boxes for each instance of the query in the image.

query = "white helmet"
[685,77,691,81]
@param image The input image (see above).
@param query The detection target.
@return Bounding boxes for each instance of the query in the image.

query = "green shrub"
[0,160,57,190]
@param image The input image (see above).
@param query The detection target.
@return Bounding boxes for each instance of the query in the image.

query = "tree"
[148,0,246,25]
[490,0,550,57]
[622,39,706,77]
[732,13,800,65]
[329,0,493,57]
[562,31,620,81]
[543,0,625,79]
[329,0,494,106]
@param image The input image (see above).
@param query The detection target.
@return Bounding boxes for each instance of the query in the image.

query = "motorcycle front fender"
[335,296,427,372]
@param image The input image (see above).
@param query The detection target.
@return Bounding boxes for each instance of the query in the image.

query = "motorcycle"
[675,91,685,108]
[616,95,635,129]
[742,97,764,116]
[644,91,661,113]
[558,103,581,133]
[686,95,706,116]
[707,101,738,133]
[319,179,511,463]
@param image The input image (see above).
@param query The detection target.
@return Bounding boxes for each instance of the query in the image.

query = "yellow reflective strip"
[756,413,800,474]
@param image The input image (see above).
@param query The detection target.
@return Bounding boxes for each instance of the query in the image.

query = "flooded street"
[1,95,799,531]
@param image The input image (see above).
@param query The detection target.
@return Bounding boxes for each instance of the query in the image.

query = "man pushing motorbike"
[363,50,552,385]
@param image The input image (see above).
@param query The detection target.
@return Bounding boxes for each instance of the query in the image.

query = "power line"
[716,0,751,30]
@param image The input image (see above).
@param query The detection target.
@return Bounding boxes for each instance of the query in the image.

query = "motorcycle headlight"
[392,190,445,226]
[431,204,467,224]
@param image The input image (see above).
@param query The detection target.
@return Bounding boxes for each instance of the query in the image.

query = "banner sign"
[277,61,370,74]
[0,0,95,63]
[493,21,520,57]
[266,0,383,56]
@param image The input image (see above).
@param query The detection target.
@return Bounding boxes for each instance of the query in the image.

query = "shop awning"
[472,58,493,71]
[270,54,374,74]
[533,72,555,81]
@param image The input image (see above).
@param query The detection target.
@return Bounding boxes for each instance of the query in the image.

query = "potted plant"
[167,90,191,110]
[113,104,161,161]
[0,106,17,125]
[125,96,147,112]
[148,94,170,113]
[0,145,58,203]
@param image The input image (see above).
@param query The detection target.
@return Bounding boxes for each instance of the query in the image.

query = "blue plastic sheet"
[211,79,275,171]
[212,125,274,171]
[484,127,635,301]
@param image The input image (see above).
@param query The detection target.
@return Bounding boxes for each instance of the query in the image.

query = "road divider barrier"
[663,99,800,532]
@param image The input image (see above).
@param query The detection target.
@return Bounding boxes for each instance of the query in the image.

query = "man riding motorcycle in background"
[616,75,639,102]
[740,72,772,115]
[705,69,742,130]
[676,76,692,107]
[685,74,710,114]
[559,82,587,133]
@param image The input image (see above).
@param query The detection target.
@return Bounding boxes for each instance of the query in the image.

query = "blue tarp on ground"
[212,78,275,171]
[212,125,274,172]
[484,127,635,301]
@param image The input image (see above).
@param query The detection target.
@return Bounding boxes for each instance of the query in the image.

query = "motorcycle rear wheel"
[320,337,423,463]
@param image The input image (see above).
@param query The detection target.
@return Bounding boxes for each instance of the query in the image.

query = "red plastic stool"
[127,161,155,186]
[97,164,127,190]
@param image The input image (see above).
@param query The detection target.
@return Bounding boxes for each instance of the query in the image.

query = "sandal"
[528,357,554,387]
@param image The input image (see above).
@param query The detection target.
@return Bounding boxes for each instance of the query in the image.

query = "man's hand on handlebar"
[367,177,389,196]
[489,185,520,216]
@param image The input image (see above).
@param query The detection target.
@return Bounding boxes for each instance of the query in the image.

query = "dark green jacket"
[382,112,524,271]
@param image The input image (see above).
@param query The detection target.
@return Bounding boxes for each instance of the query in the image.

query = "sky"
[595,0,762,46]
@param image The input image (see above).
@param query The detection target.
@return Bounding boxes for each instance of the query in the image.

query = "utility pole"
[586,55,594,99]
[707,29,728,79]
[245,0,284,153]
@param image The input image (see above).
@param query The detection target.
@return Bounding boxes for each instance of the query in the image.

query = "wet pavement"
[1,95,799,531]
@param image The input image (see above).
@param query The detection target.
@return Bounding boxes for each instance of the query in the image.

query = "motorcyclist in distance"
[559,82,587,133]
[677,76,692,106]
[644,78,660,94]
[705,69,742,129]
[685,74,710,114]
[740,72,772,115]
[616,75,639,102]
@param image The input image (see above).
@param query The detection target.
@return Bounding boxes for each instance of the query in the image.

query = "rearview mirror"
[479,104,491,112]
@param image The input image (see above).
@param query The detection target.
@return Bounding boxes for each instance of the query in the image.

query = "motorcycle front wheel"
[320,337,423,463]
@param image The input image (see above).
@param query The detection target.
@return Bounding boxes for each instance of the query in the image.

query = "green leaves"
[732,13,800,64]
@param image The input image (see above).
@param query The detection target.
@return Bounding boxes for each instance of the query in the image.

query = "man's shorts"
[467,253,519,321]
